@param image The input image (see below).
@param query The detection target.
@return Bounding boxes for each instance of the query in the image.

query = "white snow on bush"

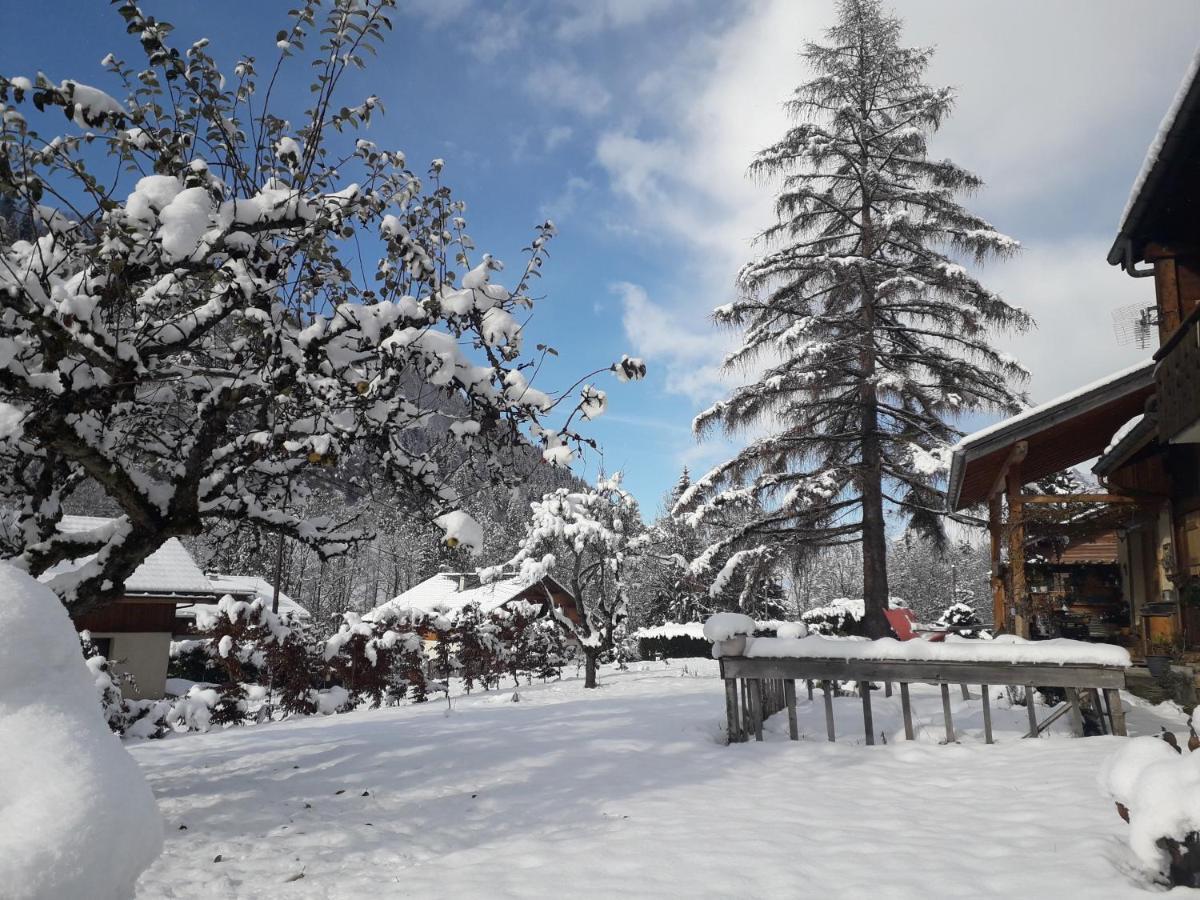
[702,612,757,642]
[739,633,1130,667]
[433,510,483,555]
[0,563,163,899]
[1100,737,1200,872]
[776,622,808,640]
[632,622,707,640]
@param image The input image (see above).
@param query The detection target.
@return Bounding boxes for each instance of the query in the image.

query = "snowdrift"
[0,563,162,899]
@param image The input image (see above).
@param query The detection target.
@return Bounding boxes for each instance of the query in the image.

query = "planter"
[715,635,748,657]
[1146,655,1172,678]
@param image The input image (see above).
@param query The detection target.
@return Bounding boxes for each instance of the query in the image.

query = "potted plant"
[1146,636,1180,678]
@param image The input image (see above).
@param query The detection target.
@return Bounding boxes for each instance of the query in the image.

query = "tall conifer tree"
[677,0,1030,636]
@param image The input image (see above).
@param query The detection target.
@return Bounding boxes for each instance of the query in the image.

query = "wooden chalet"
[950,52,1200,658]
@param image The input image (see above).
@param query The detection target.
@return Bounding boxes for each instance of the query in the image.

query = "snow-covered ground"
[130,659,1187,898]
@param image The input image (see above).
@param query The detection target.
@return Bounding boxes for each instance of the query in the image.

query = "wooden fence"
[720,655,1128,745]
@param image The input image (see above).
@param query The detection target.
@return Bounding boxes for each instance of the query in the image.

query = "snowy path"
[130,660,1185,898]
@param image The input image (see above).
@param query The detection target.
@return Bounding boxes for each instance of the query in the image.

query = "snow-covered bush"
[801,599,868,636]
[0,563,163,897]
[324,609,432,706]
[1101,733,1200,887]
[936,602,987,639]
[0,0,643,618]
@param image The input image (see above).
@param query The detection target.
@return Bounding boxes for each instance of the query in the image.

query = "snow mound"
[703,612,757,642]
[0,563,163,899]
[632,622,707,640]
[776,622,808,640]
[1100,737,1200,873]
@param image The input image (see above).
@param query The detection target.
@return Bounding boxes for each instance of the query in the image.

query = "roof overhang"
[1109,52,1200,271]
[947,360,1155,510]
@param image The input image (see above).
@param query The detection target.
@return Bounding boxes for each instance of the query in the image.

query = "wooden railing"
[719,655,1128,745]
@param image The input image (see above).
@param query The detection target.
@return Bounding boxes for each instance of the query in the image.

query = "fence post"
[1066,687,1085,737]
[724,678,742,743]
[822,680,836,742]
[940,683,956,743]
[981,684,993,745]
[900,682,914,741]
[860,680,874,745]
[1105,688,1127,736]
[785,679,799,741]
[1025,684,1038,737]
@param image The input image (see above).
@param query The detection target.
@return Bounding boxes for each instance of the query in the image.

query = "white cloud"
[554,0,692,41]
[540,175,592,222]
[524,62,611,117]
[986,237,1153,404]
[399,1,524,61]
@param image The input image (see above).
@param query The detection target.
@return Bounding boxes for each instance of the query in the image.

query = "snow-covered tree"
[488,473,641,689]
[0,1,642,616]
[677,0,1029,637]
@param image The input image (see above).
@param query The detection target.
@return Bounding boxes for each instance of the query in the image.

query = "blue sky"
[4,0,1200,513]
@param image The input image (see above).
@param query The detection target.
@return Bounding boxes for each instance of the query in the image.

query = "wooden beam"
[1022,493,1142,505]
[989,492,1005,633]
[860,681,874,745]
[981,685,994,744]
[988,440,1028,500]
[784,680,799,741]
[1007,457,1028,638]
[900,682,915,740]
[940,684,956,743]
[822,680,836,742]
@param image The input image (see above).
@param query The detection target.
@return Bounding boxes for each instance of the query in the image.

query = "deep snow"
[130,659,1186,898]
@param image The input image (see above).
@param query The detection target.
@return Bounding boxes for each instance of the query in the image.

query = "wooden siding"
[75,598,178,633]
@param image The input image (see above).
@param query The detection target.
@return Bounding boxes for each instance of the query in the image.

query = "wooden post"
[724,678,742,743]
[740,679,750,736]
[981,684,993,745]
[806,679,814,701]
[1025,684,1038,737]
[753,680,764,741]
[900,682,915,740]
[1105,688,1128,736]
[860,681,875,745]
[940,683,956,743]
[960,683,970,700]
[885,681,893,697]
[1066,687,1085,737]
[989,492,1005,634]
[1005,447,1029,638]
[1091,688,1108,735]
[785,680,799,741]
[823,680,836,742]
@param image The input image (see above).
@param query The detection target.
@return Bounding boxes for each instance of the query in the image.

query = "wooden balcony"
[1155,305,1200,443]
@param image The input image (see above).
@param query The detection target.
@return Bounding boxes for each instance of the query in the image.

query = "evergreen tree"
[678,0,1030,637]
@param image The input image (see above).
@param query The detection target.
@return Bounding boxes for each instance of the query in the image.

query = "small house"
[368,571,579,632]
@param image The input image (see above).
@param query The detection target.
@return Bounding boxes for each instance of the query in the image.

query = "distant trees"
[677,0,1029,637]
[0,0,641,616]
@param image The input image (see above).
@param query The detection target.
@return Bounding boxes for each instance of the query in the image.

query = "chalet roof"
[44,516,215,598]
[367,571,558,620]
[947,360,1155,510]
[1092,412,1158,477]
[176,574,311,620]
[1109,50,1200,270]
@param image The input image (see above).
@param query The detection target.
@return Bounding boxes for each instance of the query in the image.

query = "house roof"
[45,516,215,598]
[947,360,1155,510]
[176,573,311,620]
[1109,49,1200,270]
[368,571,556,620]
[1092,412,1158,478]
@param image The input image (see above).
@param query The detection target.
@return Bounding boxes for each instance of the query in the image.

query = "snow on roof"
[1116,48,1200,244]
[1093,412,1157,477]
[177,574,310,620]
[45,516,214,597]
[952,358,1155,455]
[368,571,549,620]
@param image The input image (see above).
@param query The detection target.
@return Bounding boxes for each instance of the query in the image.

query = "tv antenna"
[1112,304,1159,349]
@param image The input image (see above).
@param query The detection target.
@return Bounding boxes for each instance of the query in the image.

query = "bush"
[637,634,711,659]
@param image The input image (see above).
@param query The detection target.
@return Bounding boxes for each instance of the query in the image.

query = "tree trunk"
[583,648,599,689]
[858,130,891,640]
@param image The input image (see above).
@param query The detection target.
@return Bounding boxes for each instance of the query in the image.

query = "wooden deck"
[719,655,1128,745]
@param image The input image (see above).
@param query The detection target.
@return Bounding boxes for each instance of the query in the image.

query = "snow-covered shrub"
[634,622,710,659]
[0,563,163,897]
[196,595,323,719]
[936,602,987,639]
[324,609,432,707]
[1101,733,1200,887]
[801,599,868,636]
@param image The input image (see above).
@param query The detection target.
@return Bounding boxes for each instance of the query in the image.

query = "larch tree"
[676,0,1030,637]
[0,0,643,616]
